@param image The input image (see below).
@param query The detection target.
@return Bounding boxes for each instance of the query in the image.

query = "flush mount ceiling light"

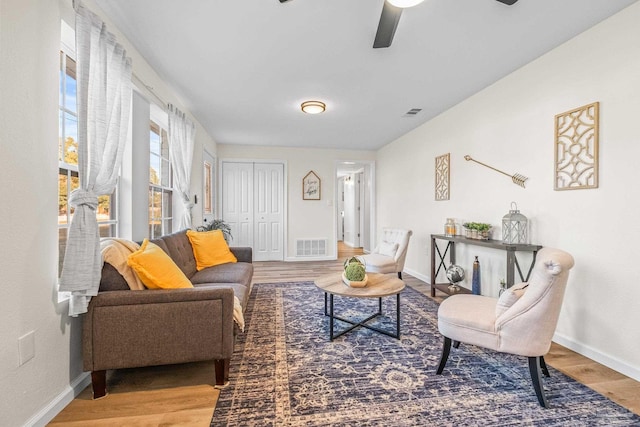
[387,0,425,8]
[301,101,326,114]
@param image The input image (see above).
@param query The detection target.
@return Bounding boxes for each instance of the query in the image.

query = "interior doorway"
[335,161,375,256]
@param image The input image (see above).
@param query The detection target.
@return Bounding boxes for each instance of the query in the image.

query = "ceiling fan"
[279,0,519,49]
[373,0,519,48]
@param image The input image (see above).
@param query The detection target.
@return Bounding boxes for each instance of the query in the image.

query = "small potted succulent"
[342,257,368,287]
[462,222,491,240]
[476,223,491,240]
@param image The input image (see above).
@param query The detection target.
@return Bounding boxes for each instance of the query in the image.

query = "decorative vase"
[444,218,456,237]
[472,256,481,295]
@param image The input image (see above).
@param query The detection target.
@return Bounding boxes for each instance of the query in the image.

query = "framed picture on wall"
[203,159,214,215]
[435,153,450,201]
[202,150,216,221]
[303,170,321,200]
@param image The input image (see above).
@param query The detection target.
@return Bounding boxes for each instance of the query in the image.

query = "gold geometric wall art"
[435,153,450,201]
[554,102,599,190]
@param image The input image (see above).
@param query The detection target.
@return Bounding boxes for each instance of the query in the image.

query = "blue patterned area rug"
[212,282,639,426]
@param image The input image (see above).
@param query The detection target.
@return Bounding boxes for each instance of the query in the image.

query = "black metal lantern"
[502,202,528,244]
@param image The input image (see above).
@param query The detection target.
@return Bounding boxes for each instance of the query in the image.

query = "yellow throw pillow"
[187,229,237,270]
[127,239,193,289]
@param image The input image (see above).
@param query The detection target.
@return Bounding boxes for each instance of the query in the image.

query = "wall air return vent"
[296,239,327,257]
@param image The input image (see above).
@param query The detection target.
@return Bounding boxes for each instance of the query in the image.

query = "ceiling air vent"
[403,108,422,117]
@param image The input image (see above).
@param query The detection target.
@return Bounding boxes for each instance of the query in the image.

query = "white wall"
[0,1,218,425]
[0,1,69,425]
[377,2,640,381]
[217,145,375,260]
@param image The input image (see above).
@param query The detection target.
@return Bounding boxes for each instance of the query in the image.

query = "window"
[58,50,117,277]
[149,121,172,238]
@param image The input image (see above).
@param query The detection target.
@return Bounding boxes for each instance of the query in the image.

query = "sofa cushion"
[357,253,396,270]
[190,262,253,288]
[229,247,253,264]
[128,239,193,289]
[186,229,237,270]
[193,282,249,312]
[157,230,198,279]
[100,238,145,290]
[99,262,130,292]
[148,237,170,256]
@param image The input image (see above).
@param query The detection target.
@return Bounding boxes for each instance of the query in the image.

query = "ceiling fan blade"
[373,1,403,49]
[495,0,518,4]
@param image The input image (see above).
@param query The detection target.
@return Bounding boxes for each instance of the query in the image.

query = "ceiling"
[95,0,638,151]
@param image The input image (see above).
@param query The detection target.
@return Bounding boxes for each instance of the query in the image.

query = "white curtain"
[59,1,132,316]
[168,104,196,230]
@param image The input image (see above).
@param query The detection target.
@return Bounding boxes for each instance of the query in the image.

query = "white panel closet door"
[222,161,284,260]
[254,163,284,261]
[222,162,253,247]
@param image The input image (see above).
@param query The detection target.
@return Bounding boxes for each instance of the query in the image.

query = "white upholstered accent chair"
[357,228,413,279]
[436,247,575,408]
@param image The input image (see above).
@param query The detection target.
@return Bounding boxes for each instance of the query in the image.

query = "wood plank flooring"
[49,242,640,425]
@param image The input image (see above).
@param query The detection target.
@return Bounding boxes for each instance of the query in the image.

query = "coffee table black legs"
[324,293,401,340]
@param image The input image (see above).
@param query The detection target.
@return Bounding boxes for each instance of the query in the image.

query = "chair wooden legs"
[438,339,550,408]
[436,336,452,375]
[397,271,403,279]
[528,356,550,408]
[539,355,550,377]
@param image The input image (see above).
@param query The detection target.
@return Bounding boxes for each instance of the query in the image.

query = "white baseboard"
[25,372,91,427]
[403,267,430,284]
[285,256,336,262]
[552,333,640,382]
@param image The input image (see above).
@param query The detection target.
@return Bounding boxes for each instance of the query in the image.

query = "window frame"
[149,120,173,239]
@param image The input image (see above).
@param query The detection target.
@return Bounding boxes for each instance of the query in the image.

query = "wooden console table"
[430,234,542,297]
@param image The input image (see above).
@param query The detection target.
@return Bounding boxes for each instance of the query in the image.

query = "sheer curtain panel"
[59,0,132,316]
[168,104,196,230]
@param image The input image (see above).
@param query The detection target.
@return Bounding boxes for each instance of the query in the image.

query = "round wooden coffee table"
[314,272,405,340]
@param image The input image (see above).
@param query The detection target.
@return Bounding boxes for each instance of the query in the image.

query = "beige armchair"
[357,228,413,279]
[436,247,575,407]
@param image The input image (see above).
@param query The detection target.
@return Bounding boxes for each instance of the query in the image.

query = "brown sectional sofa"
[83,229,253,398]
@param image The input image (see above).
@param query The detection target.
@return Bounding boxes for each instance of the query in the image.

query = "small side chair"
[436,247,575,408]
[357,228,412,279]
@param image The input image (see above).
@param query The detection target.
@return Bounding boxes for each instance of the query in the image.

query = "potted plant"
[342,257,367,287]
[462,222,473,238]
[196,219,233,243]
[476,223,491,240]
[462,222,491,240]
